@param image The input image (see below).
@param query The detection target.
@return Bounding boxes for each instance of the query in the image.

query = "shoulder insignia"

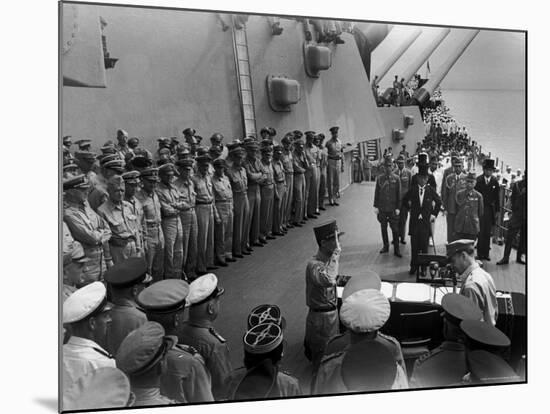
[175,343,198,356]
[209,327,226,343]
[92,347,114,359]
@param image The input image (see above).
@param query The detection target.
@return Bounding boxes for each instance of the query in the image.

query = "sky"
[371,25,525,90]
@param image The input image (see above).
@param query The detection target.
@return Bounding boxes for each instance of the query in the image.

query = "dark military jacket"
[409,341,467,388]
[374,173,401,212]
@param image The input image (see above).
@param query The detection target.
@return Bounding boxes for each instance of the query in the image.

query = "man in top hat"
[88,157,126,212]
[226,144,250,258]
[258,145,276,243]
[292,139,309,226]
[374,155,402,257]
[497,170,526,265]
[394,155,412,245]
[271,144,287,236]
[475,159,500,260]
[104,257,151,355]
[409,293,483,388]
[325,126,344,206]
[455,172,484,241]
[97,175,142,264]
[465,350,520,385]
[446,240,498,325]
[64,175,112,282]
[313,289,408,394]
[138,280,214,403]
[62,282,115,393]
[62,367,133,411]
[304,219,343,366]
[177,273,233,400]
[402,162,442,275]
[122,171,145,253]
[212,158,235,266]
[280,135,295,230]
[136,168,165,281]
[172,158,198,278]
[157,163,187,279]
[226,322,301,400]
[116,322,177,406]
[441,157,467,243]
[243,140,264,248]
[304,131,320,218]
[193,155,219,275]
[411,153,437,189]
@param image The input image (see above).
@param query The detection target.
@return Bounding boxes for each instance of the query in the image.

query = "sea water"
[441,89,526,171]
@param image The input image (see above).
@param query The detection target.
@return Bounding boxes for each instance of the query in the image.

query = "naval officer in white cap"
[62,281,115,393]
[313,288,408,394]
[177,273,232,400]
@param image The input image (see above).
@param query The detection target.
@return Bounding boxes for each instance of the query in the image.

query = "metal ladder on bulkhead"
[366,138,380,160]
[231,20,257,138]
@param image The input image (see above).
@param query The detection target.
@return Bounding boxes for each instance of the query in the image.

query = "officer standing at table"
[409,293,482,388]
[177,274,232,400]
[374,155,402,257]
[446,240,498,325]
[136,168,165,281]
[138,279,214,403]
[104,257,152,355]
[304,219,343,366]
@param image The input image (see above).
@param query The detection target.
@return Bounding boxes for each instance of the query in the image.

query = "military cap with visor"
[63,281,113,324]
[138,279,190,314]
[186,273,225,307]
[140,167,160,181]
[104,257,152,288]
[441,293,482,324]
[63,174,91,191]
[116,321,177,376]
[340,288,391,333]
[460,320,511,348]
[121,170,140,184]
[313,218,344,244]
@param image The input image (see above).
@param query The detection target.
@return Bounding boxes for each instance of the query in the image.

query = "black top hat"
[482,158,496,170]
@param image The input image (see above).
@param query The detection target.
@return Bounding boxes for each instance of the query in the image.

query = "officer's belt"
[215,199,233,204]
[145,221,161,228]
[276,179,286,183]
[310,306,337,313]
[109,236,136,247]
[196,201,213,205]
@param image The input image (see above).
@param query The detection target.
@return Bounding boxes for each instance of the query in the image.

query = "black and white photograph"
[56,0,529,412]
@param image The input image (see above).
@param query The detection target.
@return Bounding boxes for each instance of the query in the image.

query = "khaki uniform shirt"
[459,262,498,325]
[226,165,248,193]
[306,250,339,310]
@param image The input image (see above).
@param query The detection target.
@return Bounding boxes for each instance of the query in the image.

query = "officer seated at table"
[409,293,482,388]
[313,289,408,394]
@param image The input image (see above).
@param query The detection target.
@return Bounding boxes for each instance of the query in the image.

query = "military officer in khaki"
[138,279,214,403]
[455,172,484,241]
[64,175,112,282]
[174,158,199,278]
[409,293,482,388]
[441,158,467,242]
[272,144,287,236]
[325,126,343,206]
[97,175,142,264]
[304,219,343,366]
[104,257,152,355]
[116,322,177,406]
[374,156,402,257]
[212,158,235,266]
[280,135,294,229]
[136,168,165,281]
[122,171,145,255]
[226,144,249,258]
[177,273,232,400]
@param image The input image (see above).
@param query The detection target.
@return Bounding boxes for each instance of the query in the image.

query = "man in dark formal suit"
[475,159,500,261]
[402,164,442,275]
[411,153,437,189]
